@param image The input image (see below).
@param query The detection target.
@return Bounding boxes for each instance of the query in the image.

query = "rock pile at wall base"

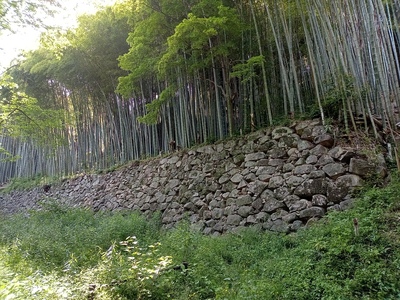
[0,120,388,234]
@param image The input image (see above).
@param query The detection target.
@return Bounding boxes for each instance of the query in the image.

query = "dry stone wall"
[0,120,388,234]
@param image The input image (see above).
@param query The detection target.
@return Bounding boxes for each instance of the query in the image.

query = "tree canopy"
[0,0,60,32]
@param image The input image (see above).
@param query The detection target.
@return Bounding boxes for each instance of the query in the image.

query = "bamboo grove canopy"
[0,0,399,182]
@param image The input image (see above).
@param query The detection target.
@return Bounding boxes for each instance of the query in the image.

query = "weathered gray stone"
[166,179,181,190]
[255,211,269,222]
[339,198,355,210]
[209,199,221,208]
[212,208,224,219]
[311,125,327,137]
[238,206,252,217]
[244,172,257,182]
[286,176,304,187]
[236,195,253,206]
[309,145,328,156]
[283,194,300,206]
[226,214,243,225]
[293,164,316,175]
[268,176,285,189]
[248,180,268,197]
[290,220,304,231]
[283,163,295,172]
[317,154,334,166]
[294,157,306,166]
[258,188,273,200]
[309,170,326,179]
[336,174,363,187]
[312,194,328,206]
[184,202,196,211]
[299,207,326,219]
[329,147,357,163]
[349,158,376,178]
[245,152,266,161]
[231,173,243,183]
[252,198,264,211]
[268,148,287,159]
[282,212,297,223]
[246,215,258,224]
[305,155,318,164]
[197,145,215,154]
[294,178,327,197]
[213,221,225,232]
[272,127,293,139]
[274,186,291,201]
[278,134,299,148]
[297,140,314,151]
[195,199,206,207]
[218,174,231,184]
[295,119,320,135]
[263,198,285,213]
[203,163,214,173]
[202,210,212,219]
[287,148,300,157]
[256,159,270,166]
[322,163,347,178]
[287,199,311,212]
[268,219,290,233]
[329,146,345,159]
[168,156,180,164]
[237,180,248,189]
[203,227,214,235]
[233,154,245,165]
[326,181,349,204]
[314,134,334,148]
[258,135,271,145]
[256,166,276,176]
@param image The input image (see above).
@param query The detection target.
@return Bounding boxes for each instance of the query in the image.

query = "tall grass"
[1,175,400,299]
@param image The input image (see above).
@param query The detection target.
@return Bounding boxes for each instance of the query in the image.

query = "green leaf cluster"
[0,75,65,147]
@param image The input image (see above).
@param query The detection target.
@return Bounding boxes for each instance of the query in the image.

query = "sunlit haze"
[0,0,117,72]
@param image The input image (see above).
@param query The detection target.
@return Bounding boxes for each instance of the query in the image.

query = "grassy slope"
[1,173,400,299]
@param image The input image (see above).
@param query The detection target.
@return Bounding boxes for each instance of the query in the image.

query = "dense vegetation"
[1,2,399,299]
[0,173,399,299]
[0,0,399,182]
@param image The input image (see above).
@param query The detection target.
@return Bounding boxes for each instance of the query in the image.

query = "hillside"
[0,169,400,299]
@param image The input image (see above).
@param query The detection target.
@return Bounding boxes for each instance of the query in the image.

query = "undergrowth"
[1,173,400,299]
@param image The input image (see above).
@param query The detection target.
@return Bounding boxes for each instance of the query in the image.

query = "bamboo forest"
[0,0,399,183]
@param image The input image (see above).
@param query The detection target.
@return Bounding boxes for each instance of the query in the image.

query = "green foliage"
[309,73,368,123]
[0,174,58,192]
[93,236,173,299]
[0,75,65,147]
[0,0,60,32]
[230,55,265,83]
[0,204,161,270]
[137,84,177,124]
[1,175,400,299]
[159,2,243,75]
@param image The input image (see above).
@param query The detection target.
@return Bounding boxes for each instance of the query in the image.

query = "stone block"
[299,207,326,219]
[226,214,243,225]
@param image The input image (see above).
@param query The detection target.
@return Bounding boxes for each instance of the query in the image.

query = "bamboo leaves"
[0,75,65,146]
[137,84,177,124]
